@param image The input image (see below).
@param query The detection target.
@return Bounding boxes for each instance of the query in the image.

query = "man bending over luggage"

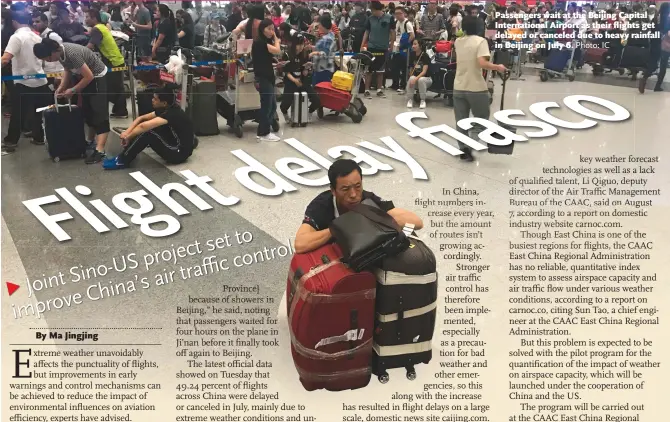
[102,87,196,170]
[294,159,423,254]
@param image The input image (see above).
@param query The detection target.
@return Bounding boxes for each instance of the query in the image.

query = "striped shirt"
[60,42,107,77]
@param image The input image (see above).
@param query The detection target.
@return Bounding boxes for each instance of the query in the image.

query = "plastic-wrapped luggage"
[544,49,573,72]
[372,234,438,383]
[286,243,376,391]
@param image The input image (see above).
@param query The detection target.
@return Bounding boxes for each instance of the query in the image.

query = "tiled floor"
[2,74,668,416]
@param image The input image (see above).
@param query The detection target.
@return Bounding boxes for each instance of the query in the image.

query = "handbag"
[329,201,410,272]
[662,35,670,53]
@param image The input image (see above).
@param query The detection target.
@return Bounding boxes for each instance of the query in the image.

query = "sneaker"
[85,150,105,164]
[110,113,129,119]
[364,90,372,99]
[2,140,18,149]
[283,113,292,124]
[257,133,281,142]
[22,131,33,138]
[376,89,386,98]
[396,88,403,93]
[398,89,406,95]
[654,86,663,92]
[419,100,426,109]
[30,139,45,145]
[1,150,14,156]
[406,99,414,108]
[102,155,126,170]
[1,143,17,153]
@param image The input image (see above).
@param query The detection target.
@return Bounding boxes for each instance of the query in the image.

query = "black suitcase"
[43,100,87,162]
[489,70,515,155]
[291,91,309,127]
[618,46,649,69]
[372,234,438,383]
[187,78,220,136]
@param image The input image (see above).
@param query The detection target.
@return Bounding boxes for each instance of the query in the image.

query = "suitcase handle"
[53,92,74,113]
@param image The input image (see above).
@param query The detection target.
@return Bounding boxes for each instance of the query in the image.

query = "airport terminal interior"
[1,0,669,400]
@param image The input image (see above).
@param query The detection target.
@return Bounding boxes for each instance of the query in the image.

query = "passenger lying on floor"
[294,159,424,254]
[103,87,196,170]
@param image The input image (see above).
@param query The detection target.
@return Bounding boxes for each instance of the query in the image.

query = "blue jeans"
[255,77,277,136]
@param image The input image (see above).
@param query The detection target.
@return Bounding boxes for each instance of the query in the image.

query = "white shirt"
[394,18,415,52]
[122,6,137,21]
[4,27,47,88]
[40,29,65,75]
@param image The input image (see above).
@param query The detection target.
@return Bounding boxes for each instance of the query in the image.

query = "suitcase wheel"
[568,73,576,82]
[317,108,324,119]
[540,71,549,82]
[53,156,60,163]
[406,367,417,381]
[359,104,367,116]
[378,373,389,384]
[618,69,626,76]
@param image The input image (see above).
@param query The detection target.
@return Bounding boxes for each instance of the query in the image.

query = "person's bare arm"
[387,208,424,230]
[294,224,332,254]
[267,35,282,54]
[1,52,13,67]
[478,56,505,72]
[361,30,369,50]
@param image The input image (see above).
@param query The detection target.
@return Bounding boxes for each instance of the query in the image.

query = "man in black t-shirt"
[294,159,424,254]
[103,87,196,170]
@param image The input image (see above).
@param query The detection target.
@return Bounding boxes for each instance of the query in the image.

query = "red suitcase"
[315,82,352,112]
[583,48,608,65]
[286,243,376,392]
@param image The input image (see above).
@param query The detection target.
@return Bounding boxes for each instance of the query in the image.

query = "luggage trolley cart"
[216,39,279,138]
[539,29,578,82]
[539,47,577,82]
[315,51,371,123]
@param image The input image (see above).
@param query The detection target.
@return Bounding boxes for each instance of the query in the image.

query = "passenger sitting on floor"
[406,39,432,109]
[102,87,196,170]
[280,32,320,123]
[294,159,424,254]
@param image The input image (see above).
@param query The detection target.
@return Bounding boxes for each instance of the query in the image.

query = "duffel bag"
[330,203,410,272]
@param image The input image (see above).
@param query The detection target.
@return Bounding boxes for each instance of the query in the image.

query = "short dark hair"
[87,8,101,23]
[328,159,362,189]
[319,14,331,29]
[33,12,49,23]
[154,86,176,106]
[395,6,406,14]
[370,1,383,11]
[33,37,60,59]
[462,15,479,36]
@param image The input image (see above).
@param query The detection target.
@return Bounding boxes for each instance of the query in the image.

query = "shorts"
[78,77,110,135]
[368,49,387,73]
